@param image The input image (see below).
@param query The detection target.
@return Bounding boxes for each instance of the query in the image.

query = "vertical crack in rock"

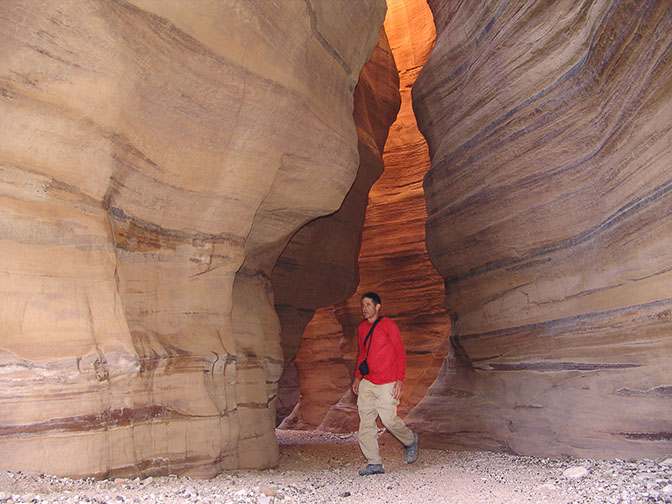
[303,0,353,77]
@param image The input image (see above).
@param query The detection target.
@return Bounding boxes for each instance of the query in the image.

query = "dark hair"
[361,291,381,305]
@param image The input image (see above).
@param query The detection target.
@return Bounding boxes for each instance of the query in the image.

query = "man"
[351,292,419,476]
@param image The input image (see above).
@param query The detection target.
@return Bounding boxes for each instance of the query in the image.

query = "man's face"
[361,297,380,321]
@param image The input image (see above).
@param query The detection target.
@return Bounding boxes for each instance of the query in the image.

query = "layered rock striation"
[411,0,672,459]
[0,0,386,477]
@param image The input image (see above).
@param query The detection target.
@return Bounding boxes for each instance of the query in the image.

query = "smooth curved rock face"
[282,0,451,432]
[0,0,386,477]
[279,307,354,430]
[411,0,672,458]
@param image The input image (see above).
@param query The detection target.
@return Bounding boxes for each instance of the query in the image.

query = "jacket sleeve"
[354,324,365,380]
[389,321,406,382]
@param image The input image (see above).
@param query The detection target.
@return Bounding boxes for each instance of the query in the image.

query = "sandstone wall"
[410,0,672,459]
[281,0,452,432]
[0,0,386,477]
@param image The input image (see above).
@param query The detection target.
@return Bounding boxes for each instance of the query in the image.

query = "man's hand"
[352,378,360,395]
[392,380,404,399]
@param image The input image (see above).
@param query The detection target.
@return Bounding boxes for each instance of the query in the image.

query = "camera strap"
[362,316,384,359]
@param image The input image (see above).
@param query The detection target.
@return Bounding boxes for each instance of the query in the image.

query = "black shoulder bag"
[358,316,384,377]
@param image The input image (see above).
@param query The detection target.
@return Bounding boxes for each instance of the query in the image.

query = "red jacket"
[355,316,406,384]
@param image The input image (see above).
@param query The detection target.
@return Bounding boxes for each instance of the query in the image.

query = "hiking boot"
[358,464,385,476]
[405,432,419,464]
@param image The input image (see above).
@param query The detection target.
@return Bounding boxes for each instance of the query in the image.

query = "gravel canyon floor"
[1,430,670,504]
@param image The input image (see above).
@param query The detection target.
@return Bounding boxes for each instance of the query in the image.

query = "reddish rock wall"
[272,27,401,426]
[0,0,386,477]
[411,0,672,459]
[282,0,451,432]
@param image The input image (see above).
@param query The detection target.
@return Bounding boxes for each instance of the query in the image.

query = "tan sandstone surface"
[278,0,452,433]
[410,0,672,459]
[0,0,386,477]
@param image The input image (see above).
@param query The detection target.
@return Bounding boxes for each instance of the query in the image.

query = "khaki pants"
[357,379,414,465]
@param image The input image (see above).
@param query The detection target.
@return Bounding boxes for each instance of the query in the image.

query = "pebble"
[562,466,589,479]
[258,485,277,497]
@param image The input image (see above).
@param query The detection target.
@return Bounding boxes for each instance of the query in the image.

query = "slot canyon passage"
[1,0,671,491]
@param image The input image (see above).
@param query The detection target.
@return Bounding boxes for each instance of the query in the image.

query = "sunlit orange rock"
[274,25,401,428]
[282,0,451,432]
[411,0,672,459]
